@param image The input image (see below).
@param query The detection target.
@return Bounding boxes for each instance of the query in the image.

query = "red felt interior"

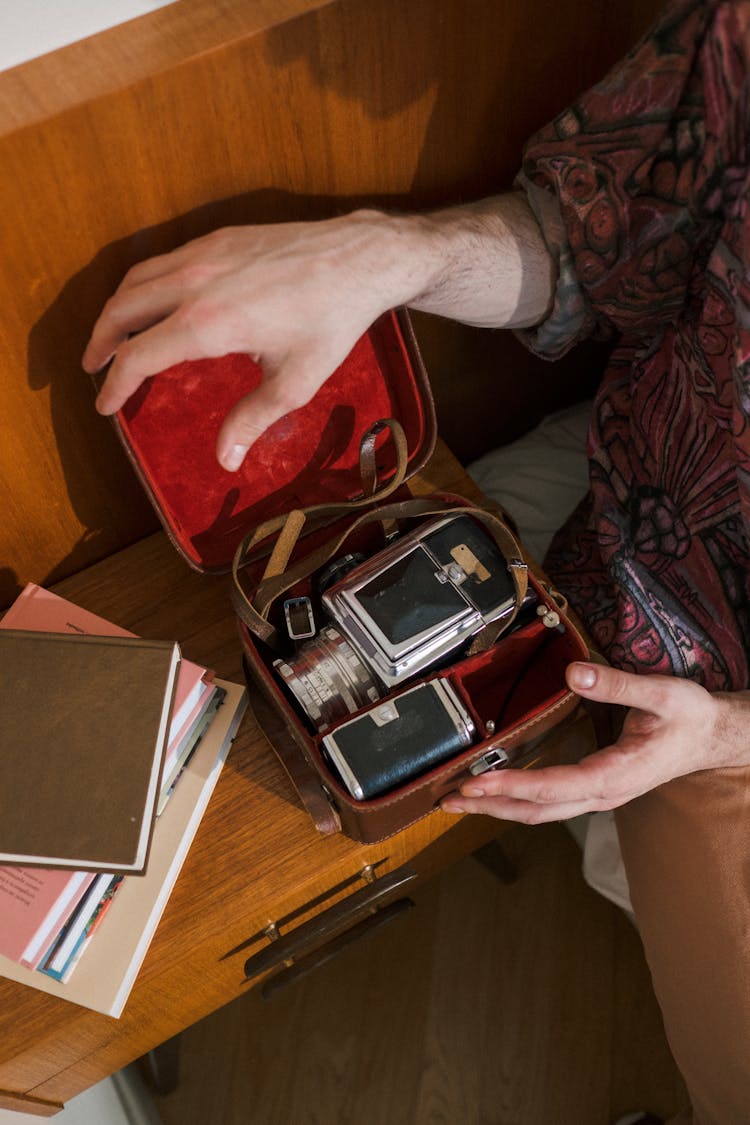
[444,620,566,731]
[117,312,429,571]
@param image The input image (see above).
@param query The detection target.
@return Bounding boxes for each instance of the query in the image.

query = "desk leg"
[139,1033,181,1097]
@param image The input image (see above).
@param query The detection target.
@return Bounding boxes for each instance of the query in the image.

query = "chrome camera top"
[321,514,523,688]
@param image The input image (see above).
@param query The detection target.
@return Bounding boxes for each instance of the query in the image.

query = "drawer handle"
[261,899,414,997]
[244,865,417,980]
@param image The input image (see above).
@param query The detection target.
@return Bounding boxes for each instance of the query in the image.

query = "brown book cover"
[0,678,246,1016]
[0,629,180,874]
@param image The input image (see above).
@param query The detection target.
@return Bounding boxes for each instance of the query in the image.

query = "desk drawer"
[242,863,418,994]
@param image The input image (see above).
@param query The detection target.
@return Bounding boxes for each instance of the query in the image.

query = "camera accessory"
[316,552,367,596]
[283,596,316,642]
[274,625,380,732]
[321,679,475,800]
[322,514,532,687]
[536,603,565,633]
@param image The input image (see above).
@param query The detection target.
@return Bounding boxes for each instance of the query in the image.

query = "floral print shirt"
[517,0,750,691]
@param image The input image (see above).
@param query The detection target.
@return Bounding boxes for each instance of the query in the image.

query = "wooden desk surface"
[0,440,507,1116]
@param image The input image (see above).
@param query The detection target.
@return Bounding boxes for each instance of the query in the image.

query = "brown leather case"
[111,309,591,842]
[232,489,590,843]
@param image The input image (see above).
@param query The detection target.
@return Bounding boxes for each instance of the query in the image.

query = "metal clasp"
[469,747,510,776]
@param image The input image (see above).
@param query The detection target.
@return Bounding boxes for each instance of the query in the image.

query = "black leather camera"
[320,679,475,799]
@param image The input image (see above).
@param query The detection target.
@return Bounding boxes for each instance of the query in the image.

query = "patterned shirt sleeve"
[514,0,745,359]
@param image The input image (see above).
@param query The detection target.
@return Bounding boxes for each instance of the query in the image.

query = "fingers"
[440,757,625,823]
[116,246,190,292]
[83,233,227,373]
[215,384,294,472]
[83,278,185,375]
[440,734,653,822]
[566,661,681,717]
[441,792,597,824]
[440,666,713,826]
[458,750,631,807]
[93,314,204,414]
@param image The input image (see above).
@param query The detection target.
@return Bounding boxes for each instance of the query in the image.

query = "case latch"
[469,746,510,776]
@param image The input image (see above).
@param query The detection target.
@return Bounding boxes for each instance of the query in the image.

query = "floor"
[150,822,688,1125]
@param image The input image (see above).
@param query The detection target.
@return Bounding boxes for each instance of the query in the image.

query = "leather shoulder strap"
[233,494,528,651]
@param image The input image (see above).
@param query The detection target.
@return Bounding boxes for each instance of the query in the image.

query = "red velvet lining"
[450,624,571,730]
[117,312,428,571]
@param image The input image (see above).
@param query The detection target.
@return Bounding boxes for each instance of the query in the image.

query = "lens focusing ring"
[275,626,380,731]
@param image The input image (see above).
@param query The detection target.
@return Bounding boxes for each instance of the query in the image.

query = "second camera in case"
[320,679,475,800]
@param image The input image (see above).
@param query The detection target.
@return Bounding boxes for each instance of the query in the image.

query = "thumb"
[566,661,676,717]
[215,354,327,471]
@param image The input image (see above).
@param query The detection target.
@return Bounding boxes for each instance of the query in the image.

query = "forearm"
[362,192,556,329]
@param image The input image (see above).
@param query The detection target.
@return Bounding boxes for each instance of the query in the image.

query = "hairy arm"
[392,193,555,327]
[83,194,554,470]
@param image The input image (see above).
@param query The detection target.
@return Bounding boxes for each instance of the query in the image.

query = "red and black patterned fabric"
[517,0,750,690]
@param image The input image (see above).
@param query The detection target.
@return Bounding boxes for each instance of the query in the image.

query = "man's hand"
[441,662,750,823]
[82,195,554,471]
[83,213,407,470]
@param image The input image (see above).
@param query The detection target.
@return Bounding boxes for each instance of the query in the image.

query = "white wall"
[0,0,179,73]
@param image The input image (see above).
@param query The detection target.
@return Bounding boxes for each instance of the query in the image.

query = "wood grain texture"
[152,827,688,1125]
[0,0,336,131]
[0,0,663,609]
[0,1090,61,1118]
[0,441,527,1110]
[0,0,669,1109]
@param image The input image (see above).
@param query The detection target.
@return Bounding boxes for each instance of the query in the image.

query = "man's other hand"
[441,663,750,822]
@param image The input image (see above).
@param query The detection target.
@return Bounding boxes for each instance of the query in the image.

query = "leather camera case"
[111,309,591,843]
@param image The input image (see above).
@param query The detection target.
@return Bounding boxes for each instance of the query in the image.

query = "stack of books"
[0,585,247,1016]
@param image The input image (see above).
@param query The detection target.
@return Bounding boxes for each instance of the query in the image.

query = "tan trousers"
[615,765,750,1125]
[468,407,750,1120]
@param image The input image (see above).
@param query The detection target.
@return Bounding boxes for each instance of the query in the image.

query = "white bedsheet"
[467,400,634,919]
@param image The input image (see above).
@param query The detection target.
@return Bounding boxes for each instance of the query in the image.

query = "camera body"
[274,514,535,743]
[320,679,475,800]
[322,514,525,688]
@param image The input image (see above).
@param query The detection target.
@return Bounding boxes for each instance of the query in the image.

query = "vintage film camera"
[320,679,476,800]
[274,514,537,799]
[321,514,529,687]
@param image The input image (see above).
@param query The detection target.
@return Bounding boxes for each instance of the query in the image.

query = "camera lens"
[274,626,380,731]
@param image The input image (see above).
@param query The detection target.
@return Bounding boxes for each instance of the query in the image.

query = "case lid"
[114,310,436,572]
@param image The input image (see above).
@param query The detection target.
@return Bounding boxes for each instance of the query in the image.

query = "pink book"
[0,866,95,968]
[161,682,217,781]
[1,584,212,744]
